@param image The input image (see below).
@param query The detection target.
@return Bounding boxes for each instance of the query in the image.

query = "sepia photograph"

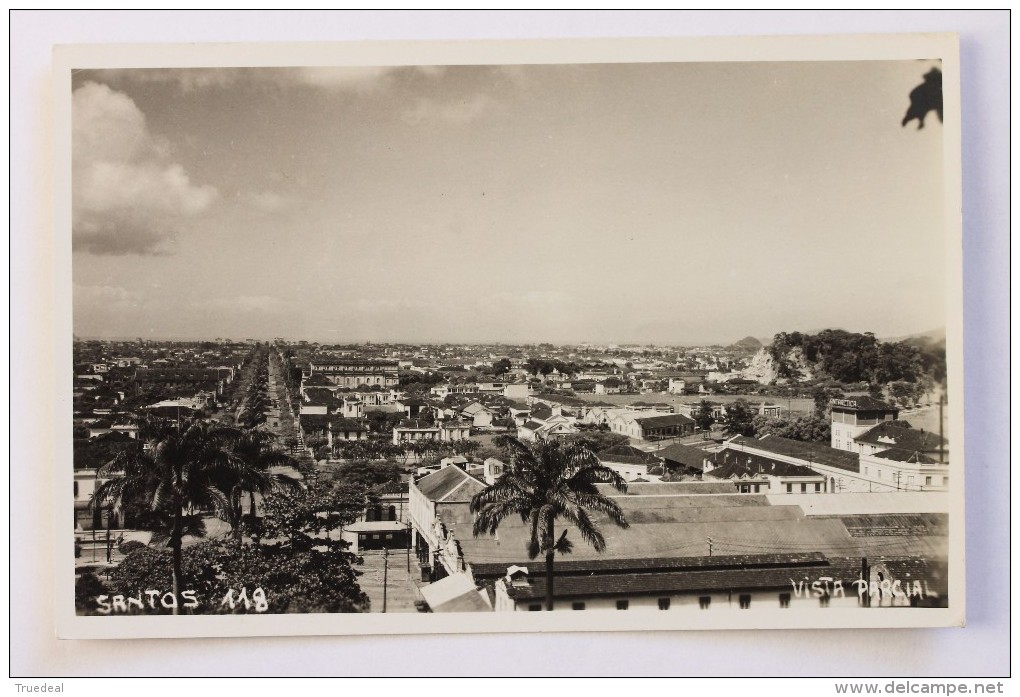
[55,33,966,641]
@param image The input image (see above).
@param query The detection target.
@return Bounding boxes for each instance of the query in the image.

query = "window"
[800,483,807,493]
[385,534,393,540]
[786,483,793,493]
[571,602,586,611]
[616,600,629,611]
[528,604,542,612]
[739,594,751,609]
[814,483,821,492]
[819,593,831,608]
[698,596,711,609]
[925,476,932,486]
[779,593,791,608]
[658,598,671,611]
[73,481,79,497]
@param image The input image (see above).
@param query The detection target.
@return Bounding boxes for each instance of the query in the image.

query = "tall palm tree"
[91,417,248,615]
[470,436,630,611]
[220,428,304,542]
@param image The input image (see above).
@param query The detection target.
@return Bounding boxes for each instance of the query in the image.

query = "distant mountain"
[731,336,763,351]
[882,327,947,344]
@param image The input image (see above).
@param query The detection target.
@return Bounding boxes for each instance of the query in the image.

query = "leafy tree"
[450,439,481,456]
[73,431,141,471]
[332,460,403,493]
[721,399,755,437]
[694,400,716,431]
[470,437,629,611]
[91,417,255,615]
[492,358,513,376]
[75,570,108,614]
[751,413,831,444]
[565,430,629,453]
[812,386,844,417]
[106,533,369,614]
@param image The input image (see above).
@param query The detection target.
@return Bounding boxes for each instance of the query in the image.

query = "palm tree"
[91,417,249,615]
[470,436,630,611]
[218,428,304,543]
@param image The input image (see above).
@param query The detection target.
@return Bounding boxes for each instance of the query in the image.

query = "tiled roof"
[653,443,715,470]
[856,421,946,452]
[329,418,366,432]
[708,458,822,479]
[727,435,860,473]
[302,374,334,387]
[872,449,940,464]
[829,396,898,412]
[530,404,553,420]
[634,414,695,428]
[521,421,544,431]
[299,414,331,430]
[396,418,439,430]
[598,445,661,466]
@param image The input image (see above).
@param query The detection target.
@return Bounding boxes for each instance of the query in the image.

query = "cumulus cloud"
[73,81,217,255]
[401,94,496,125]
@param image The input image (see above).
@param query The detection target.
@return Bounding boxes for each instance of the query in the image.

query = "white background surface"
[9,10,1010,677]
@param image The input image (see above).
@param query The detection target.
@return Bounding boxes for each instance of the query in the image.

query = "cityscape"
[69,57,955,621]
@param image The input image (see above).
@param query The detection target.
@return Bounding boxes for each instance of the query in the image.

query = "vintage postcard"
[55,33,964,639]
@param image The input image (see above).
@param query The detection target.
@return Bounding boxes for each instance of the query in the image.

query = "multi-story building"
[829,397,899,452]
[307,358,399,389]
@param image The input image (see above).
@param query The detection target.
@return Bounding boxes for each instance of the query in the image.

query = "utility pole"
[707,536,713,557]
[105,505,114,563]
[382,548,389,614]
[861,557,871,608]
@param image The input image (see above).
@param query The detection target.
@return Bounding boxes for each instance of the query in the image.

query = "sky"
[71,59,948,345]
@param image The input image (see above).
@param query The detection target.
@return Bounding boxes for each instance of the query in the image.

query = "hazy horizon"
[72,324,947,349]
[72,61,948,345]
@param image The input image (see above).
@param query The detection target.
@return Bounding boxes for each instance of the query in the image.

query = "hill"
[731,336,763,351]
[741,329,946,387]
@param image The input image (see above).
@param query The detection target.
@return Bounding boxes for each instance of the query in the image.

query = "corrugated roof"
[596,481,737,496]
[416,466,487,502]
[446,499,860,566]
[472,552,828,580]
